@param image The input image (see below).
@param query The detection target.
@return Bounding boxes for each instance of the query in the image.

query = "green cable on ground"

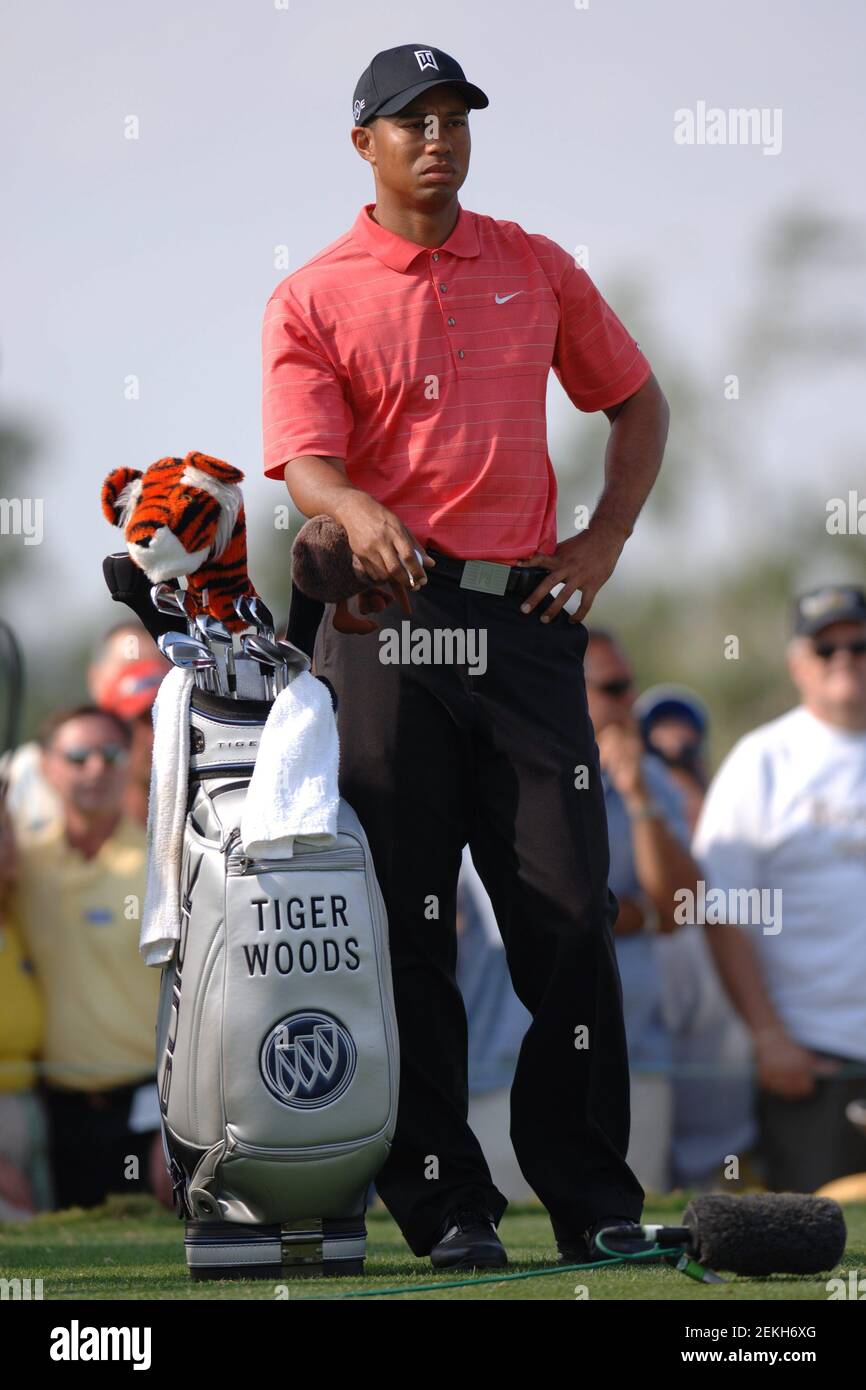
[287,1244,686,1298]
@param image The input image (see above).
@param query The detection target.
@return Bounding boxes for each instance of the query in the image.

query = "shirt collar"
[351,202,479,272]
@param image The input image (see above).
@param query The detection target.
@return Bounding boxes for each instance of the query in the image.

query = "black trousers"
[42,1079,156,1211]
[757,1052,866,1192]
[313,567,644,1255]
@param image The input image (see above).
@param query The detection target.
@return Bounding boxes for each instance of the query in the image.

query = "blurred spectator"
[98,658,166,826]
[585,629,702,1193]
[633,684,710,835]
[633,682,756,1188]
[0,796,51,1219]
[4,622,167,843]
[694,584,866,1191]
[3,704,168,1210]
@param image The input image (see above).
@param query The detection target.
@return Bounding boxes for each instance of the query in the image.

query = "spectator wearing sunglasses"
[693,584,866,1191]
[3,622,168,845]
[584,629,702,1193]
[1,705,165,1210]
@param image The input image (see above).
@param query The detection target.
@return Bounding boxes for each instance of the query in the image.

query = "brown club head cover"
[291,516,367,603]
[291,515,412,635]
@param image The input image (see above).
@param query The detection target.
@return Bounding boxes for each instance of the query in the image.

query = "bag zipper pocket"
[227,1128,392,1162]
[226,846,366,876]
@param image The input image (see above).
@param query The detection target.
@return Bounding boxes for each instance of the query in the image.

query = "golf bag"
[155,680,399,1280]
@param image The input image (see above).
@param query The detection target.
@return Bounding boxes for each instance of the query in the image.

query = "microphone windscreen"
[682,1193,846,1275]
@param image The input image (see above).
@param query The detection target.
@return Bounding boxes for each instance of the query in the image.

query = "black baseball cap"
[352,44,489,127]
[792,583,866,636]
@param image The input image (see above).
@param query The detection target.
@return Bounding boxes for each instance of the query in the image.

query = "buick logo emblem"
[260,1011,357,1109]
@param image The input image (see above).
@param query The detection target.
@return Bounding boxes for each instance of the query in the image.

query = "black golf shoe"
[430,1206,508,1271]
[555,1216,644,1267]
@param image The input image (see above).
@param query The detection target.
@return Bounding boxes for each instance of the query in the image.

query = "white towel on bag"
[140,665,194,967]
[239,670,340,858]
[139,665,340,967]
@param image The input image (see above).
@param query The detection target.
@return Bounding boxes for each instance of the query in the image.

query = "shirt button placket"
[431,255,464,367]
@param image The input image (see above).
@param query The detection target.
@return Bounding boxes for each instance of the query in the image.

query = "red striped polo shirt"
[262,202,651,563]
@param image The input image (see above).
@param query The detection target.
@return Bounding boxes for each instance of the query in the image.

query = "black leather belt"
[424,549,549,600]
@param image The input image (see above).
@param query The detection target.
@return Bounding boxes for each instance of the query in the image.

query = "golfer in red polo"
[262,43,670,1270]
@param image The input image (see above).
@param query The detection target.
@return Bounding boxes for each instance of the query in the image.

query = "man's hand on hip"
[515,518,628,624]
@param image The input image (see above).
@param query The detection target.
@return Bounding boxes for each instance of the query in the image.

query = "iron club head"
[240,633,279,700]
[234,593,275,640]
[158,631,218,692]
[196,615,236,696]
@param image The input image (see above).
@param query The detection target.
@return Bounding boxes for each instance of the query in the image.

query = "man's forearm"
[283,455,364,523]
[626,805,701,931]
[703,921,783,1036]
[592,374,670,539]
[282,454,429,587]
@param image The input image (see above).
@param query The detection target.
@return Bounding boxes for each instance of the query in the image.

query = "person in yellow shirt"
[4,704,166,1210]
[0,796,49,1219]
[3,621,168,845]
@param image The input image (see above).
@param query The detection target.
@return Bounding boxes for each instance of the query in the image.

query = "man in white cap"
[694,584,866,1190]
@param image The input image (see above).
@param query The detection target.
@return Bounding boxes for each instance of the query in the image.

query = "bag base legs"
[184,1216,367,1280]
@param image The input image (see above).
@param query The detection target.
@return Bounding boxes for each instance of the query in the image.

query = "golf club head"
[241,634,283,664]
[234,593,275,638]
[151,582,184,616]
[234,593,256,625]
[198,616,233,646]
[153,584,200,633]
[158,631,219,691]
[193,614,215,645]
[196,615,235,697]
[240,633,278,700]
[275,638,311,677]
[248,596,275,636]
[158,630,212,658]
[244,635,289,689]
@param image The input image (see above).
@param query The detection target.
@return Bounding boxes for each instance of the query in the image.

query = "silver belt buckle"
[459,559,511,596]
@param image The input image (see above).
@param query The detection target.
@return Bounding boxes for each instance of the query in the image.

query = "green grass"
[1,1194,863,1301]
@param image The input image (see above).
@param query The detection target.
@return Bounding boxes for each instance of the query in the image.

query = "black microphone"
[603,1193,846,1275]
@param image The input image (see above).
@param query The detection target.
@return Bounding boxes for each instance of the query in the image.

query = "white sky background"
[2,0,865,654]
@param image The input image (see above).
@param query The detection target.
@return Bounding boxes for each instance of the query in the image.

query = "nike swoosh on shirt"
[494,291,524,304]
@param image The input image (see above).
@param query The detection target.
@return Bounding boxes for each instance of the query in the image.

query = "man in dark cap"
[634,683,711,834]
[262,43,670,1268]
